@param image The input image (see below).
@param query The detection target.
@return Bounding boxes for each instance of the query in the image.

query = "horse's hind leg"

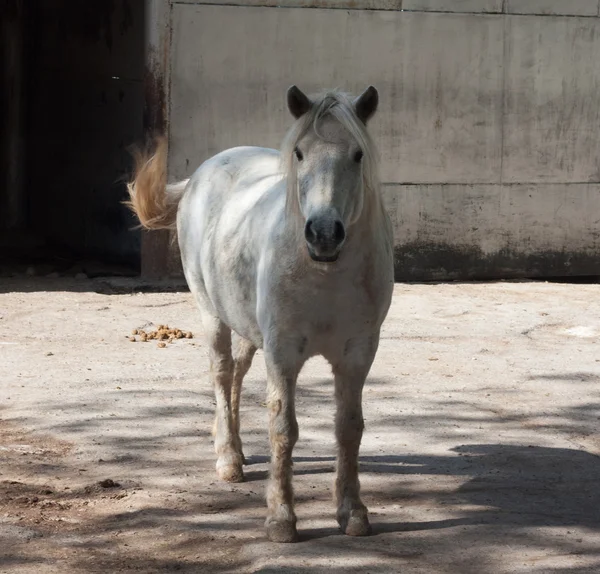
[203,315,244,483]
[231,333,257,464]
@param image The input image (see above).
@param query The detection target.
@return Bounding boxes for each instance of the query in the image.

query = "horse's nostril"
[305,218,345,248]
[333,220,346,244]
[304,219,317,243]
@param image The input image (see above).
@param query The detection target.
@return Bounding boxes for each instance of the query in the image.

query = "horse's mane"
[280,89,380,220]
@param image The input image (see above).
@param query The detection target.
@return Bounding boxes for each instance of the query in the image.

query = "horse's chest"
[290,277,386,336]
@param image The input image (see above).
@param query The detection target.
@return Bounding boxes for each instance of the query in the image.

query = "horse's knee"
[268,401,298,450]
[233,335,256,368]
[205,317,233,369]
[211,353,234,377]
[335,410,364,442]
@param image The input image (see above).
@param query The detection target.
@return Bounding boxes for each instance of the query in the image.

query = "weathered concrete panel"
[167,4,600,280]
[505,0,599,16]
[403,0,502,13]
[170,5,503,184]
[503,15,600,183]
[384,183,600,280]
[175,0,402,7]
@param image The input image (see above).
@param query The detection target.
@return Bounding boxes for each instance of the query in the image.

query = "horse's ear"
[287,85,311,119]
[354,86,379,124]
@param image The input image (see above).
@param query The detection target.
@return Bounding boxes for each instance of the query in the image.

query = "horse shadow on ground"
[262,443,600,540]
[5,393,600,573]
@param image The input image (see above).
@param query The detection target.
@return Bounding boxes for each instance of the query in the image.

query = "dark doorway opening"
[1,0,144,279]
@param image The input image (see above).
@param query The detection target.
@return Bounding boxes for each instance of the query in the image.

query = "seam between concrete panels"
[171,1,402,10]
[388,10,600,17]
[379,182,600,186]
[167,0,174,144]
[499,10,507,185]
[173,1,600,17]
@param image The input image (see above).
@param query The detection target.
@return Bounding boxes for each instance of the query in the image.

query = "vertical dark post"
[141,0,171,279]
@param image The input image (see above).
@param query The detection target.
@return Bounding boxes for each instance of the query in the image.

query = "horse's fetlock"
[271,430,297,451]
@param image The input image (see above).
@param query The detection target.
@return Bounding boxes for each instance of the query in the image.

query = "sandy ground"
[1,277,599,573]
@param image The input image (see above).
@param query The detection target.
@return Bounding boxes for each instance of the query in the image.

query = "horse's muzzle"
[304,216,345,263]
[307,248,340,263]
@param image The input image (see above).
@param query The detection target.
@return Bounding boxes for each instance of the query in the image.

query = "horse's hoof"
[265,518,298,543]
[216,459,244,483]
[338,509,371,537]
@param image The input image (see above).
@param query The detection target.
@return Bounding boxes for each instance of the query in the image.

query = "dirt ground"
[1,277,599,573]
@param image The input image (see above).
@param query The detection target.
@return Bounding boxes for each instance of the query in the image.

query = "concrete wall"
[165,1,600,280]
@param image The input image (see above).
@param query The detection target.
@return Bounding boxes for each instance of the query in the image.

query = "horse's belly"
[203,244,264,347]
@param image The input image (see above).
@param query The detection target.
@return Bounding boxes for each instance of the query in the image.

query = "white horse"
[127,86,394,543]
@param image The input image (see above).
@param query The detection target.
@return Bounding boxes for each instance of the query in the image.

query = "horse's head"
[283,86,379,263]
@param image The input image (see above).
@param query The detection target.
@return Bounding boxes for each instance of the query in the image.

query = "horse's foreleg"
[231,334,256,464]
[264,350,300,543]
[333,333,379,536]
[204,316,244,483]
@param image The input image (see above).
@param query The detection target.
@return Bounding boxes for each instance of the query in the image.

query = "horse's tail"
[125,136,189,230]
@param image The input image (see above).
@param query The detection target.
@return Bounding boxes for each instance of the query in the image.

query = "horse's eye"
[354,149,364,163]
[294,147,304,161]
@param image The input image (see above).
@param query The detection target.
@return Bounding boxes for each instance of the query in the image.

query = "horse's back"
[198,146,280,188]
[179,145,281,226]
